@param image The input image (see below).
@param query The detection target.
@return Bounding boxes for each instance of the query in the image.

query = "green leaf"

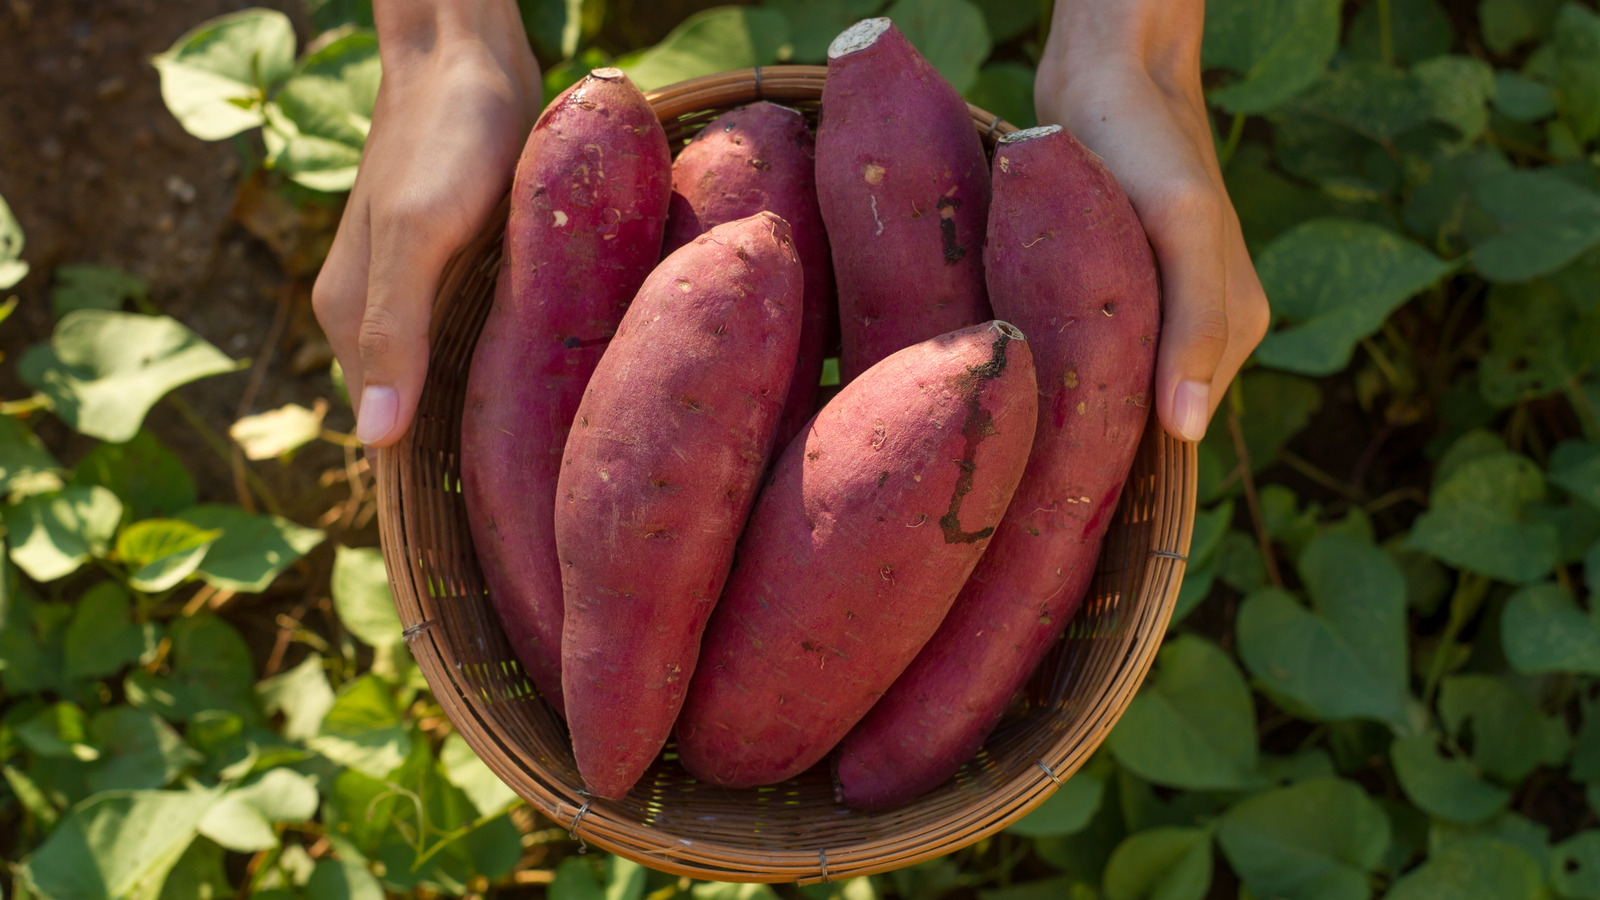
[1386,838,1543,900]
[1552,440,1600,511]
[0,191,28,289]
[264,29,381,193]
[0,581,72,695]
[763,0,886,62]
[440,733,520,817]
[331,545,402,651]
[620,7,791,92]
[88,707,201,793]
[156,838,231,900]
[304,855,385,900]
[1173,501,1233,624]
[1006,767,1105,837]
[1103,827,1213,900]
[1408,447,1561,583]
[1288,62,1434,140]
[19,788,219,900]
[1430,812,1552,872]
[964,62,1037,131]
[0,414,63,496]
[970,0,1038,42]
[1236,534,1412,727]
[1553,830,1600,899]
[1480,0,1563,54]
[4,485,123,582]
[1496,71,1558,121]
[17,701,98,760]
[124,614,260,723]
[153,8,296,140]
[1538,3,1600,144]
[1254,219,1455,375]
[69,429,197,522]
[308,674,411,778]
[305,0,373,30]
[255,654,335,741]
[1439,674,1567,781]
[19,311,239,443]
[1471,170,1600,283]
[884,0,992,94]
[1216,778,1389,900]
[1391,733,1513,824]
[1348,0,1453,63]
[1203,370,1322,475]
[229,402,326,461]
[199,769,319,852]
[1501,582,1600,675]
[64,581,148,680]
[175,504,324,593]
[1108,636,1259,789]
[49,264,148,319]
[691,884,782,900]
[1478,281,1600,408]
[116,519,222,593]
[1202,0,1341,114]
[1414,56,1497,139]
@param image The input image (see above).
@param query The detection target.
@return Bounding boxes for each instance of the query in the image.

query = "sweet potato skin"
[834,125,1160,810]
[557,212,803,800]
[673,321,1038,789]
[664,102,833,450]
[816,19,991,384]
[460,70,671,720]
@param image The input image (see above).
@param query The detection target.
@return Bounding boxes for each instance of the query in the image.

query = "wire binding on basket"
[1148,549,1188,561]
[819,848,829,883]
[1035,760,1064,787]
[986,115,1003,136]
[401,619,437,642]
[569,795,593,846]
[752,65,763,100]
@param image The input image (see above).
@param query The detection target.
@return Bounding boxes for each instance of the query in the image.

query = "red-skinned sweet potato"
[816,18,991,384]
[664,102,833,450]
[673,321,1038,789]
[557,212,803,800]
[461,69,671,720]
[834,124,1160,810]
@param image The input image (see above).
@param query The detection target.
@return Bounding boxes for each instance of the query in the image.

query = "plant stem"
[166,393,284,516]
[1228,405,1285,589]
[1569,378,1600,441]
[1280,450,1365,501]
[0,394,52,416]
[1378,0,1395,66]
[1220,112,1247,167]
[1362,337,1407,394]
[1423,573,1488,704]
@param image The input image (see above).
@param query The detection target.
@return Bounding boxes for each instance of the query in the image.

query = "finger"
[1212,219,1271,411]
[1138,175,1230,443]
[354,204,456,447]
[312,195,372,409]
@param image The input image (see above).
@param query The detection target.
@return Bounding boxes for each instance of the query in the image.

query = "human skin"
[313,0,1269,447]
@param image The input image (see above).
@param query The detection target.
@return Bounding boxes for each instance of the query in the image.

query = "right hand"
[313,0,540,447]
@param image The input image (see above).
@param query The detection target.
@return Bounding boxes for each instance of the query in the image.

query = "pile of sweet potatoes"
[460,17,1160,809]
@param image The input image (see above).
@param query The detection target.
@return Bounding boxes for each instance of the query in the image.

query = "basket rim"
[372,63,1198,884]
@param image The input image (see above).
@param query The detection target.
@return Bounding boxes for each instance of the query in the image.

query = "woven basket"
[373,65,1197,885]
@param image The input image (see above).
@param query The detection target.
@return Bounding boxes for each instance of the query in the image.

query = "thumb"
[1141,178,1229,443]
[354,219,450,447]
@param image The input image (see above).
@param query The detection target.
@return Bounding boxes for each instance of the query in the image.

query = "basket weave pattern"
[373,66,1197,884]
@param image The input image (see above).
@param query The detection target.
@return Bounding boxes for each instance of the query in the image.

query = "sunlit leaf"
[308,674,411,778]
[1409,446,1562,583]
[0,191,28,289]
[3,485,123,582]
[441,733,520,817]
[1108,636,1259,790]
[255,654,335,741]
[0,413,63,497]
[229,401,326,460]
[19,788,219,900]
[1202,0,1341,114]
[264,29,381,193]
[154,8,296,140]
[620,7,790,92]
[176,504,325,593]
[50,264,147,319]
[116,518,222,593]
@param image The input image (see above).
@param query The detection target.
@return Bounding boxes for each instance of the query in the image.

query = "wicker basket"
[373,65,1197,885]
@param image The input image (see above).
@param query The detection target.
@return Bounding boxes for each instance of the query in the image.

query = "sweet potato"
[673,321,1038,789]
[556,212,803,800]
[816,18,992,384]
[461,69,671,719]
[664,102,833,450]
[834,124,1160,810]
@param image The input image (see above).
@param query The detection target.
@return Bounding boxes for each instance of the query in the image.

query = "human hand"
[1034,0,1270,443]
[313,0,540,447]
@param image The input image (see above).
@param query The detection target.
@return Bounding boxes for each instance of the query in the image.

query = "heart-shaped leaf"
[175,504,325,593]
[1254,219,1456,375]
[49,264,148,318]
[1532,3,1600,144]
[1216,778,1389,900]
[1202,0,1341,114]
[154,8,296,140]
[1439,674,1569,780]
[1552,440,1600,512]
[1286,62,1435,141]
[1237,533,1412,728]
[1408,447,1561,583]
[1471,170,1600,283]
[263,29,381,192]
[0,413,62,496]
[441,733,521,818]
[124,615,260,723]
[308,674,411,778]
[0,191,27,289]
[70,428,197,522]
[255,654,335,742]
[19,311,239,443]
[199,769,319,852]
[1108,636,1260,790]
[619,7,790,92]
[19,788,220,900]
[117,519,222,593]
[64,581,150,680]
[1478,280,1600,408]
[1414,56,1497,139]
[230,401,327,461]
[4,485,123,582]
[885,0,992,93]
[1552,830,1600,900]
[1385,838,1543,900]
[88,707,202,793]
[1391,733,1512,824]
[1007,760,1106,837]
[1103,827,1213,900]
[1501,582,1600,675]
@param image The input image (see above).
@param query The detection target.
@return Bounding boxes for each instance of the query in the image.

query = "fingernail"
[1173,380,1209,442]
[356,386,398,445]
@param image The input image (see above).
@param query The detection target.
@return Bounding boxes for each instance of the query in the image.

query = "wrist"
[374,0,533,74]
[1040,0,1203,95]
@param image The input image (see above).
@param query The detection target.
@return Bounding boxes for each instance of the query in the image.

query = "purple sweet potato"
[834,124,1160,811]
[673,321,1038,789]
[817,18,992,384]
[461,69,671,720]
[664,102,833,450]
[556,212,803,800]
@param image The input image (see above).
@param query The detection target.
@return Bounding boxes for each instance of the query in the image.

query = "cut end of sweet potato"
[998,125,1062,144]
[828,18,893,59]
[589,67,625,81]
[990,320,1026,342]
